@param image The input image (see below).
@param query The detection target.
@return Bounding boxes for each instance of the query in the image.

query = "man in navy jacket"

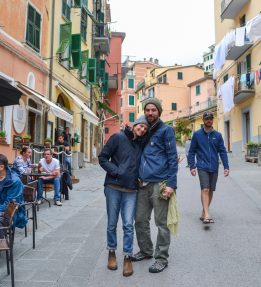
[188,112,229,224]
[132,98,178,273]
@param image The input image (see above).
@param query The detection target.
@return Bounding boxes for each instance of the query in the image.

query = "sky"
[108,0,215,66]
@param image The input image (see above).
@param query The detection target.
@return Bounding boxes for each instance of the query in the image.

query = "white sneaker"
[37,199,42,205]
[55,200,62,206]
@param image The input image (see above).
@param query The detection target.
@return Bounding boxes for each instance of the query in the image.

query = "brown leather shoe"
[123,256,133,277]
[107,251,117,270]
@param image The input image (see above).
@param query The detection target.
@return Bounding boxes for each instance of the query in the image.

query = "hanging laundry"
[235,27,246,46]
[246,73,251,87]
[218,76,235,113]
[246,13,261,41]
[250,72,255,87]
[259,69,261,80]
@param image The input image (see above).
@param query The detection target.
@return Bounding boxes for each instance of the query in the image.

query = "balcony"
[190,98,217,116]
[234,76,255,104]
[221,0,249,20]
[93,26,110,54]
[226,41,252,61]
[108,74,118,89]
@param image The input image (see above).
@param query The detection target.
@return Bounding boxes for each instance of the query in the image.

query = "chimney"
[143,58,146,61]
[150,57,153,62]
[154,59,159,65]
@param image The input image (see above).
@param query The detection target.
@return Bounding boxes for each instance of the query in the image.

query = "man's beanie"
[133,115,149,127]
[143,98,162,116]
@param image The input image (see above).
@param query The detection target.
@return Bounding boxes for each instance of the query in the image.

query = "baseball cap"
[203,112,214,119]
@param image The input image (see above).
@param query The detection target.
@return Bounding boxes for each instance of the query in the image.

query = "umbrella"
[0,78,22,107]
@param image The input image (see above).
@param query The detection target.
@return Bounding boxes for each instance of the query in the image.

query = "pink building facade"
[0,0,50,161]
[121,61,159,125]
[104,32,125,143]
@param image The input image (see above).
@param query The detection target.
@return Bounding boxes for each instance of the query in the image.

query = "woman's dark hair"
[20,146,31,155]
[0,154,8,168]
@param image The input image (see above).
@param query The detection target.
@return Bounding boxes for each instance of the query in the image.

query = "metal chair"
[0,202,19,287]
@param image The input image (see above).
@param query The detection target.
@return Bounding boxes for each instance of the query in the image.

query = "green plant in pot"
[44,137,52,146]
[22,134,31,143]
[245,141,258,157]
[0,131,7,144]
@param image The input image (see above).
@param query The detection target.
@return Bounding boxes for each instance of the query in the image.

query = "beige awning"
[57,85,99,126]
[16,82,73,123]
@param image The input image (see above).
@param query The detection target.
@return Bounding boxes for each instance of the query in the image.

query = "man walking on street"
[188,112,229,224]
[132,98,178,273]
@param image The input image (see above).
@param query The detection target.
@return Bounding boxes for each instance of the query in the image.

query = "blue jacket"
[139,120,178,189]
[99,127,144,190]
[188,128,229,173]
[0,167,27,228]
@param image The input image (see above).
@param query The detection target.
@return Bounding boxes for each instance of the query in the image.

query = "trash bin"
[258,147,261,167]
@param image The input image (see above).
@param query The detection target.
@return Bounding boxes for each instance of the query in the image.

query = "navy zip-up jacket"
[139,120,178,189]
[188,128,229,173]
[98,127,143,190]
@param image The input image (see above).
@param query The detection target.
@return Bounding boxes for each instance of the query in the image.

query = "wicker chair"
[0,202,18,287]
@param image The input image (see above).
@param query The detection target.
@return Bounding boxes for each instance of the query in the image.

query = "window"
[137,106,139,113]
[196,85,201,95]
[163,74,167,84]
[62,0,71,20]
[26,4,41,52]
[196,101,200,106]
[246,54,251,72]
[210,54,213,59]
[158,76,162,84]
[128,95,135,106]
[128,78,134,89]
[240,14,246,27]
[148,87,155,98]
[57,22,72,69]
[81,7,88,41]
[120,97,123,107]
[223,74,228,83]
[171,103,177,111]
[105,127,109,134]
[178,72,183,80]
[129,112,135,123]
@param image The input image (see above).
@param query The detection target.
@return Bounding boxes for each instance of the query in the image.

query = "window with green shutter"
[196,85,201,95]
[57,22,72,68]
[246,54,251,72]
[80,50,89,81]
[71,34,81,69]
[128,78,134,89]
[129,112,135,123]
[128,95,135,106]
[62,0,71,20]
[88,58,97,84]
[99,59,106,82]
[178,72,183,80]
[81,7,88,41]
[73,0,81,7]
[171,103,177,111]
[26,4,41,52]
[102,72,109,94]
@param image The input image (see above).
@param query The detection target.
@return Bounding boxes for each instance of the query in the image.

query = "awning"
[97,101,118,117]
[58,85,99,126]
[16,82,73,123]
[0,78,22,107]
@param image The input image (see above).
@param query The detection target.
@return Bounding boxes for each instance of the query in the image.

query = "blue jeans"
[105,186,137,256]
[65,156,72,175]
[37,177,61,201]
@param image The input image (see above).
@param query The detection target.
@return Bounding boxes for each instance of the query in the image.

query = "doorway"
[225,121,231,152]
[243,110,251,144]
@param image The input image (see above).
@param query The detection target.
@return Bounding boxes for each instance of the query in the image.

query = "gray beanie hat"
[143,98,162,116]
[133,115,149,127]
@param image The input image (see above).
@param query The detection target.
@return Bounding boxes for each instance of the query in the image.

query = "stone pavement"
[0,151,260,287]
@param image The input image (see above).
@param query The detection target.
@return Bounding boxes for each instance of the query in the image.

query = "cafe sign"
[13,99,26,134]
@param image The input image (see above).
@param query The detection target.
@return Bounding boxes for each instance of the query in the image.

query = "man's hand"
[162,186,174,198]
[190,169,196,176]
[224,169,229,177]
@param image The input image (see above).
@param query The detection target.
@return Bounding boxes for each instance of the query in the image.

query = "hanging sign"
[13,99,26,134]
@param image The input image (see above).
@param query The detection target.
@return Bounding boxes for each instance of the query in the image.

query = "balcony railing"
[226,40,252,61]
[190,98,217,116]
[221,0,249,20]
[93,24,110,54]
[234,74,255,104]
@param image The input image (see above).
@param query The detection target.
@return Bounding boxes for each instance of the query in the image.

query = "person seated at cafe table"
[0,154,27,238]
[13,147,36,176]
[37,148,62,206]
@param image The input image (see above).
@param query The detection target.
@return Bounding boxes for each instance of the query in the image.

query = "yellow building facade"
[214,0,261,154]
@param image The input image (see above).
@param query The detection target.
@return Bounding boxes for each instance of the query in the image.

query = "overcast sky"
[108,0,215,66]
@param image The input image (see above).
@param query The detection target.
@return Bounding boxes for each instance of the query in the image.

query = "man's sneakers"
[131,251,153,262]
[123,256,133,277]
[107,251,117,270]
[37,199,42,205]
[54,200,62,206]
[149,261,168,273]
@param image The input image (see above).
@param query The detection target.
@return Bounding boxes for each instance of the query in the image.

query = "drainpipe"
[45,0,55,139]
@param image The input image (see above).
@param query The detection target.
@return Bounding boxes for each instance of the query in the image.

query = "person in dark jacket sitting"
[0,154,27,238]
[188,112,229,224]
[98,115,149,277]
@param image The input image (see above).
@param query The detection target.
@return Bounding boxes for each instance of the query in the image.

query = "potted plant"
[22,134,31,143]
[245,142,259,157]
[44,137,52,146]
[0,130,7,144]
